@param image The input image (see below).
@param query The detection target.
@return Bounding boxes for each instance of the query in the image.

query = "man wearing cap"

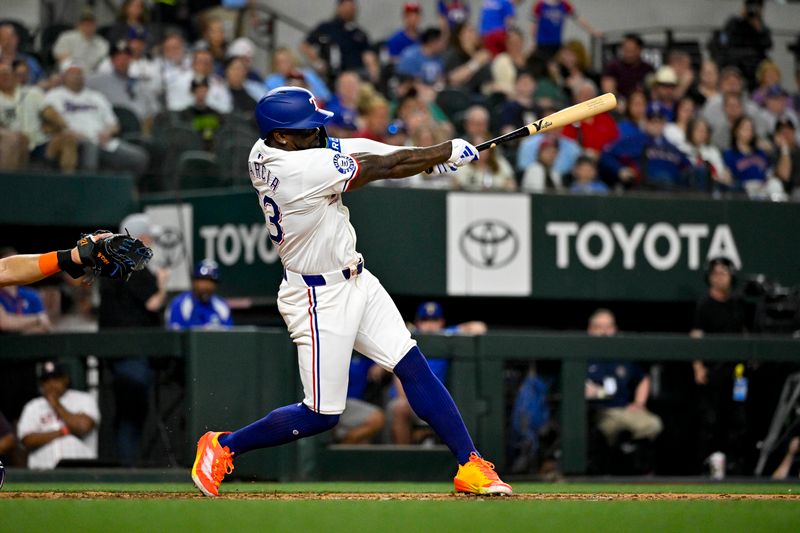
[389,302,486,444]
[167,260,232,330]
[88,42,160,131]
[98,212,168,466]
[17,361,100,469]
[225,37,264,101]
[759,85,799,136]
[42,61,150,178]
[387,3,422,62]
[53,9,110,72]
[648,66,679,122]
[599,103,691,189]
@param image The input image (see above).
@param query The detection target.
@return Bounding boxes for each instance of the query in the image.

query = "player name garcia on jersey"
[247,137,368,275]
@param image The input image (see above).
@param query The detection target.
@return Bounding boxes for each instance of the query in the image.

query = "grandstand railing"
[2,329,796,478]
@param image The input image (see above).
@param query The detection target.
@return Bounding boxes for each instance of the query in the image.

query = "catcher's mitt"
[76,230,154,281]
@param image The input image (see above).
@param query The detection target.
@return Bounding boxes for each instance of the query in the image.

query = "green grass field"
[2,482,799,533]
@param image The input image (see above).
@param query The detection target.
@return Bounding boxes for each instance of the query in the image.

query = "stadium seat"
[215,126,256,186]
[113,106,142,141]
[160,123,204,179]
[175,150,224,190]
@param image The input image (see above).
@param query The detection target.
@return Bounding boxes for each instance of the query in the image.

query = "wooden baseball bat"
[475,92,617,151]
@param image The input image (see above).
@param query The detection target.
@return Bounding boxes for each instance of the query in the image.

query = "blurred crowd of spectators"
[0,0,797,198]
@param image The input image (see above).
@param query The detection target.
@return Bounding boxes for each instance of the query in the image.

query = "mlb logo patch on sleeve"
[333,154,356,174]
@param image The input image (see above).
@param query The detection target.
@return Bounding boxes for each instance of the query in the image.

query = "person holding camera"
[720,0,772,88]
[690,257,748,477]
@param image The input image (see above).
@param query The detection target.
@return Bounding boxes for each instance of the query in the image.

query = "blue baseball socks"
[218,403,338,455]
[218,346,476,464]
[392,346,477,465]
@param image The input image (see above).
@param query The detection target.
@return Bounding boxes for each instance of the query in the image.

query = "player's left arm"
[336,137,407,156]
[347,139,478,191]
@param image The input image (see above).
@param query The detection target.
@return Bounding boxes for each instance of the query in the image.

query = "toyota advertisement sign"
[143,188,800,301]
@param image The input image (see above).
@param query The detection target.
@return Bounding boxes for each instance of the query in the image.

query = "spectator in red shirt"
[601,33,653,99]
[562,81,619,158]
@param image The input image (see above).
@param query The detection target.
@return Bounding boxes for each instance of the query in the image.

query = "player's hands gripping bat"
[426,93,616,173]
[428,138,479,174]
[74,230,154,282]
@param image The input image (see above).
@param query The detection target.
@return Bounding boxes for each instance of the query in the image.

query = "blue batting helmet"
[193,259,220,282]
[255,87,333,138]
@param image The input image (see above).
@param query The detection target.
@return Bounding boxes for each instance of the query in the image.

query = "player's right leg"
[353,269,512,495]
[192,279,362,497]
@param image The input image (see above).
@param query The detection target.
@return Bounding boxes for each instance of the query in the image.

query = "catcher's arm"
[0,232,112,288]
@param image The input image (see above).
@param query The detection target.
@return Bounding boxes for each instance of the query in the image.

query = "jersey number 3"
[262,195,284,245]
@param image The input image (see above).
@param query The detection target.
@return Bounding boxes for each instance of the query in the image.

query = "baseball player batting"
[191,86,512,497]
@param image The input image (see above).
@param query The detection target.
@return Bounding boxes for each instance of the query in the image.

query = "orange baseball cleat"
[453,452,513,495]
[191,431,234,497]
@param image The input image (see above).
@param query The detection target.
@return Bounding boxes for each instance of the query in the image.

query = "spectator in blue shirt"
[479,0,517,56]
[531,1,600,60]
[517,129,582,177]
[570,156,609,194]
[0,248,50,333]
[167,260,232,330]
[617,90,648,140]
[325,71,362,136]
[723,115,771,191]
[584,309,662,449]
[599,103,692,189]
[387,3,422,61]
[0,24,44,85]
[389,302,487,444]
[396,28,447,86]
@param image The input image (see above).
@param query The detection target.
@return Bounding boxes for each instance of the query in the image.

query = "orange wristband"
[60,425,70,436]
[38,251,60,277]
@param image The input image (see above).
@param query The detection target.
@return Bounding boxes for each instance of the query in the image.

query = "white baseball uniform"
[249,136,416,415]
[16,390,100,470]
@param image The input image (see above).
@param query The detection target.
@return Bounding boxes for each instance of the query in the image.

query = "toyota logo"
[459,220,519,269]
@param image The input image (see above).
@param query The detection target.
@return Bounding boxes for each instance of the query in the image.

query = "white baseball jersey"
[17,390,100,470]
[249,136,415,414]
[42,86,118,145]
